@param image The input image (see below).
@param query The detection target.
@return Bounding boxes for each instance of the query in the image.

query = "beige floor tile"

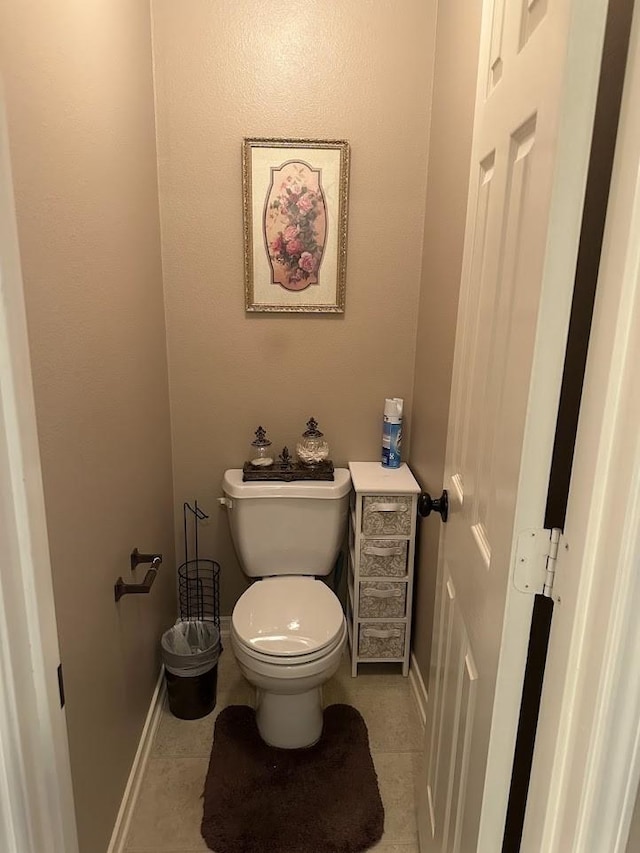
[324,681,422,753]
[128,847,419,853]
[128,846,418,853]
[324,656,423,753]
[373,752,420,846]
[215,646,242,684]
[332,653,409,688]
[153,655,253,758]
[129,648,422,852]
[127,847,418,853]
[124,757,209,852]
[152,703,218,759]
[127,841,420,853]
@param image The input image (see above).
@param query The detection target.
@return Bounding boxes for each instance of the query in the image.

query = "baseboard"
[409,652,428,728]
[220,616,231,638]
[107,666,166,853]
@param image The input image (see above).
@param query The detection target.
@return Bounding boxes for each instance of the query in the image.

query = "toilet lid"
[232,576,345,657]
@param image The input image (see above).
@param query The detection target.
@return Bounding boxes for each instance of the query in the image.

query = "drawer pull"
[362,587,403,599]
[363,544,404,557]
[367,502,407,513]
[362,627,403,639]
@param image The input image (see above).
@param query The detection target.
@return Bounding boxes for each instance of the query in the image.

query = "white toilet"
[222,468,351,748]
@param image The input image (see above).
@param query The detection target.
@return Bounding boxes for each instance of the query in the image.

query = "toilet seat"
[232,620,346,669]
[232,576,345,662]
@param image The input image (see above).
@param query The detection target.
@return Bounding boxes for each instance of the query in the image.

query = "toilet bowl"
[231,576,346,748]
[222,468,351,748]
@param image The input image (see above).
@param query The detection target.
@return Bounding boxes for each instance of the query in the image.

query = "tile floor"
[124,647,424,853]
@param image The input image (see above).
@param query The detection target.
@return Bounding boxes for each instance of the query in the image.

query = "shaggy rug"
[201,704,385,853]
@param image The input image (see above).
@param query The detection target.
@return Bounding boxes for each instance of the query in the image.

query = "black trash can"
[161,620,221,720]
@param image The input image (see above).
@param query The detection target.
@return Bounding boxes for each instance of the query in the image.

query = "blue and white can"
[381,398,403,468]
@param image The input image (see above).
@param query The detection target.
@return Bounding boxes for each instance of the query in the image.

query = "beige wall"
[410,0,482,676]
[152,0,437,613]
[0,0,478,843]
[0,3,175,852]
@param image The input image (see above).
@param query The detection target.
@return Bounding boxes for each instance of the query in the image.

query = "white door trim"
[0,82,79,853]
[523,3,640,850]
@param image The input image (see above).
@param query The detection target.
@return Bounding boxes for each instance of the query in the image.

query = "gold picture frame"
[242,137,350,313]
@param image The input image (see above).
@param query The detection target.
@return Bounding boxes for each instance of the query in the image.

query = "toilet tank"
[222,469,351,577]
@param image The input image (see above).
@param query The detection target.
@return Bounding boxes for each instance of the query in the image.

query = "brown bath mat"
[201,704,384,853]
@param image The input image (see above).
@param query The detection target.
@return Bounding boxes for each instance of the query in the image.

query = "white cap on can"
[383,398,403,421]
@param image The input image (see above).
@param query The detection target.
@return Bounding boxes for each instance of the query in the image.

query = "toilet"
[221,468,351,748]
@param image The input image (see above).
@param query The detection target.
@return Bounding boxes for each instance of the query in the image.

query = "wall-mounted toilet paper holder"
[114,549,163,602]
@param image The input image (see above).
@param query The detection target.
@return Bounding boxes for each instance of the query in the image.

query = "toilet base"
[255,687,323,749]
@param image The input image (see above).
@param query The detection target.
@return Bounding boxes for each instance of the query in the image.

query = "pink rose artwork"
[298,251,317,274]
[263,160,327,291]
[285,238,304,255]
[297,192,314,213]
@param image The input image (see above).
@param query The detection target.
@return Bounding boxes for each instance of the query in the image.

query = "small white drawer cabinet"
[347,462,420,676]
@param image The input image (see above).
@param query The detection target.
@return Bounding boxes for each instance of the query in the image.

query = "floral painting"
[264,161,327,292]
[243,138,350,313]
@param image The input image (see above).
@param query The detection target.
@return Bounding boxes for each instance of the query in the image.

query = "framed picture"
[242,138,350,313]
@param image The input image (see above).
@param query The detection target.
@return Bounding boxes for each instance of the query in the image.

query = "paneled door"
[417,0,609,850]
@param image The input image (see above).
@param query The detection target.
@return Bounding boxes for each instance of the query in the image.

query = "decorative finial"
[251,426,272,448]
[303,417,323,437]
[279,446,292,467]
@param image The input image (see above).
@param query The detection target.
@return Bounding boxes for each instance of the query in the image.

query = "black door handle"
[418,490,449,523]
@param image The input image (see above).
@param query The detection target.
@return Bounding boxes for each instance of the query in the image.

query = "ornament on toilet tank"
[250,426,273,467]
[296,417,329,466]
[381,398,403,468]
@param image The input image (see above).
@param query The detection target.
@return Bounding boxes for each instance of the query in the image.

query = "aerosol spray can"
[381,398,403,468]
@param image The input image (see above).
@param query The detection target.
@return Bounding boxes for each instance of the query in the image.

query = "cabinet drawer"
[359,539,407,577]
[362,495,412,535]
[358,622,406,659]
[359,581,406,617]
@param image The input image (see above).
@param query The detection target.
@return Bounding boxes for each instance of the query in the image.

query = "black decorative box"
[242,460,335,482]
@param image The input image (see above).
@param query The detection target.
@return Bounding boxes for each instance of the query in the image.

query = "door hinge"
[514,528,562,598]
[57,663,65,709]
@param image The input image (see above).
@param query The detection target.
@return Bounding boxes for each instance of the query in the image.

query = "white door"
[0,86,79,853]
[417,1,609,850]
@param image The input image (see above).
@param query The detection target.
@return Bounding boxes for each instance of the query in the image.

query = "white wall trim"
[107,667,166,853]
[573,489,640,851]
[409,652,428,728]
[219,616,231,639]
